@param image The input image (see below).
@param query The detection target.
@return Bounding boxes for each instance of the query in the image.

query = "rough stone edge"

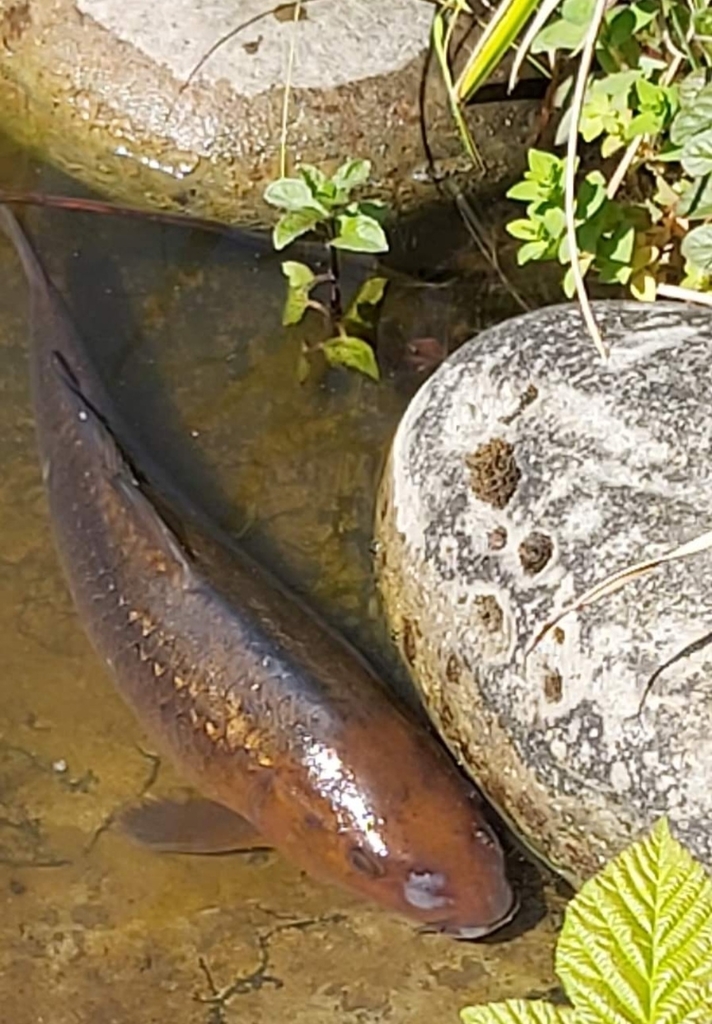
[0,0,539,224]
[370,300,702,885]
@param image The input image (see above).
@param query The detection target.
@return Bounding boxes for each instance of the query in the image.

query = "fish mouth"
[425,894,521,941]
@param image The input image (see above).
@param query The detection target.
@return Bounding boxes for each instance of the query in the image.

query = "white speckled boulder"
[375,300,712,885]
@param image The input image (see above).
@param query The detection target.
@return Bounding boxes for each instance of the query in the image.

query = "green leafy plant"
[433,0,712,357]
[460,818,712,1024]
[264,159,389,381]
[507,152,653,299]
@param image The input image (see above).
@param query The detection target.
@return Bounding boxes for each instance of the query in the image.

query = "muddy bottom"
[0,136,567,1023]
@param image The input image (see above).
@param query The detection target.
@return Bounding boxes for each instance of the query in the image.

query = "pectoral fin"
[118,797,270,855]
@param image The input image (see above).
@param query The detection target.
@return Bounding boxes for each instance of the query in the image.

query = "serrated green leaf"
[264,177,327,214]
[682,224,712,272]
[322,337,380,380]
[273,209,323,250]
[331,213,388,253]
[682,128,712,177]
[332,158,371,194]
[281,260,315,289]
[461,1000,574,1024]
[557,818,712,1024]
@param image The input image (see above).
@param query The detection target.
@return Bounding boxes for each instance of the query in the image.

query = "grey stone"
[0,0,538,224]
[376,300,712,884]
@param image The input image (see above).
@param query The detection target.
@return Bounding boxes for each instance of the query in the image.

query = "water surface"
[0,134,566,1024]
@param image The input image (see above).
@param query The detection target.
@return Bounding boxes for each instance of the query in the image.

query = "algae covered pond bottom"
[0,137,567,1022]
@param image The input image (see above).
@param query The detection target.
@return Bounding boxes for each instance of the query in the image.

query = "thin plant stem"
[279,0,303,179]
[564,0,610,360]
[657,283,712,307]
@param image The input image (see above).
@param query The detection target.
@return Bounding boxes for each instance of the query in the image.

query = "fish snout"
[422,890,520,941]
[444,891,520,940]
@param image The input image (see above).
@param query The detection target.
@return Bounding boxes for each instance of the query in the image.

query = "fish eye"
[348,846,386,879]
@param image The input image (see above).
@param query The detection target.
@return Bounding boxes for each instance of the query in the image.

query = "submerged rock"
[376,300,712,884]
[0,0,537,224]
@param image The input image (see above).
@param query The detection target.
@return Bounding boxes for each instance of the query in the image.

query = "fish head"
[336,773,517,940]
[270,714,516,939]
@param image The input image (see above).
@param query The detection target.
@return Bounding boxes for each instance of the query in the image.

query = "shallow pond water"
[0,133,568,1023]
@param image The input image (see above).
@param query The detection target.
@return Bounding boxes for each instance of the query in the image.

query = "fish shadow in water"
[56,216,253,534]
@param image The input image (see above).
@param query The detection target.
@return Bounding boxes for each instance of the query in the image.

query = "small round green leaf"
[507,218,539,241]
[348,276,388,310]
[322,337,380,380]
[331,214,388,254]
[507,179,543,202]
[543,206,567,238]
[282,288,309,327]
[281,260,315,289]
[273,209,322,251]
[264,177,326,214]
[331,159,371,194]
[517,240,551,265]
